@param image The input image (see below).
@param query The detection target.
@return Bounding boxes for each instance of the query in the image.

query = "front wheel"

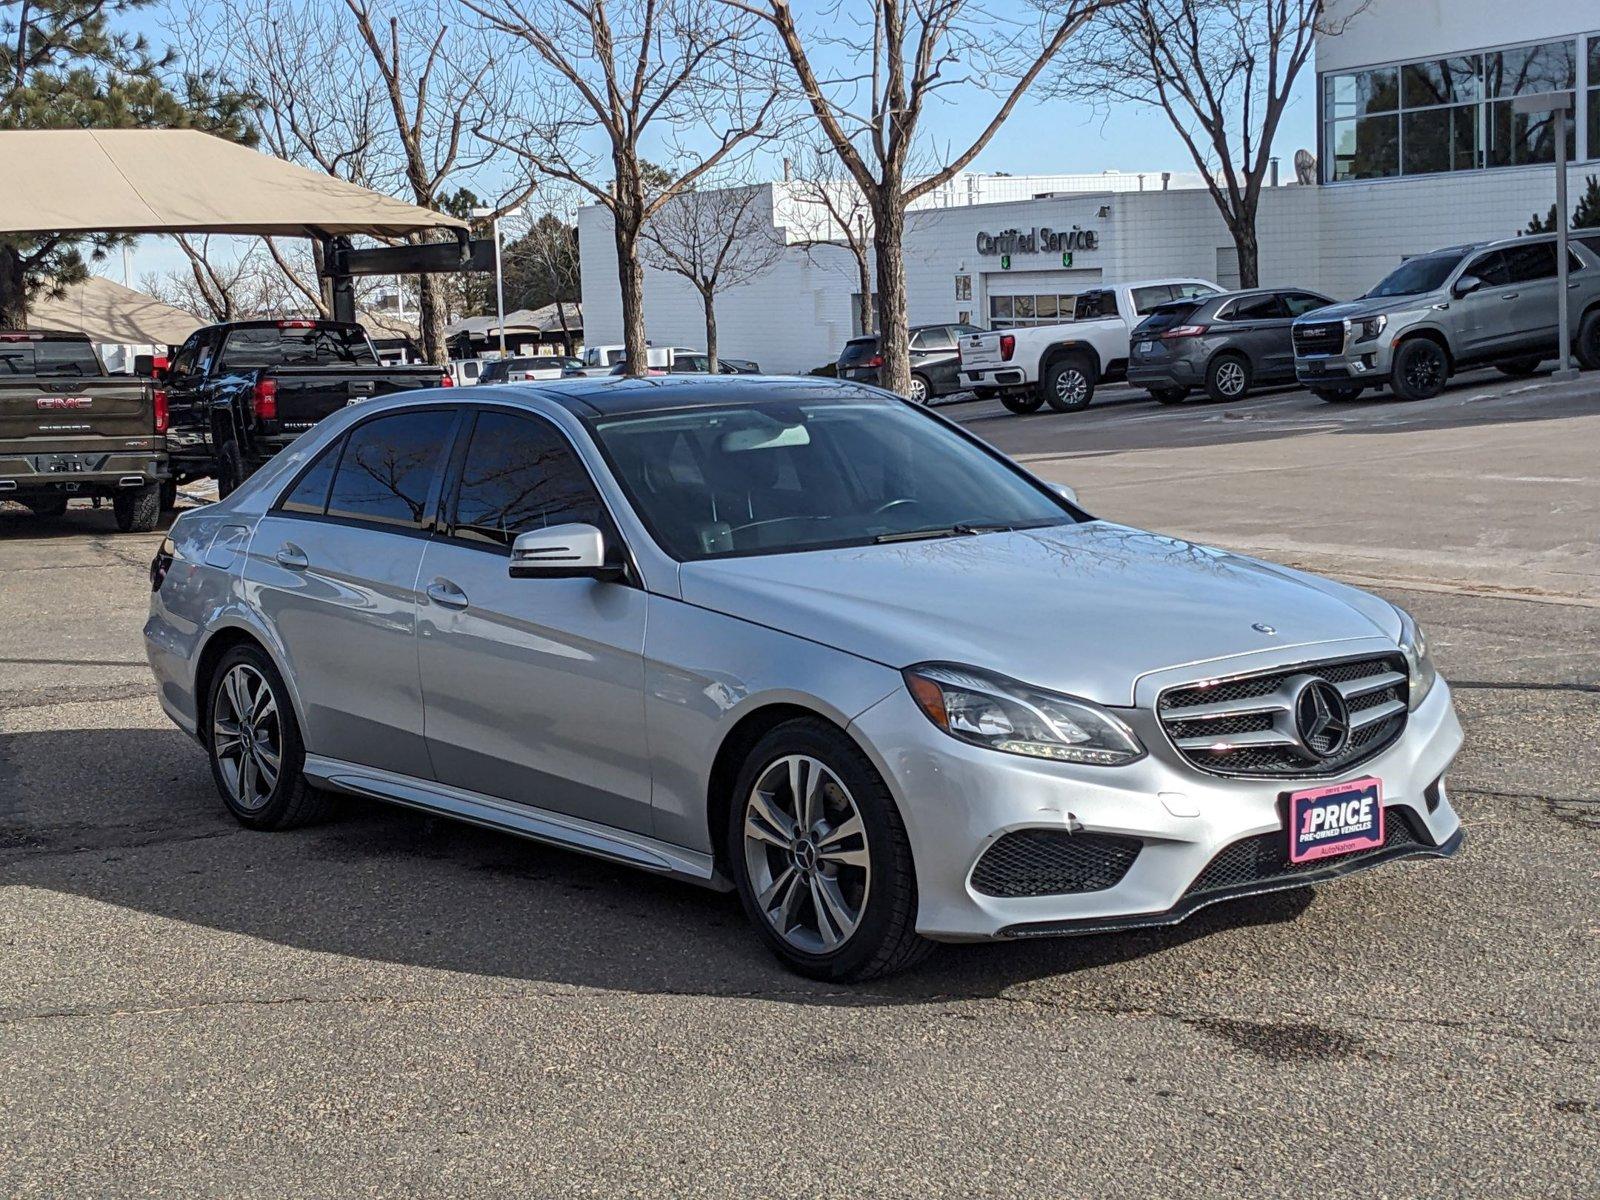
[1390,338,1449,401]
[729,718,930,982]
[906,373,931,404]
[1000,392,1045,415]
[113,483,161,532]
[1149,387,1189,405]
[1042,357,1095,412]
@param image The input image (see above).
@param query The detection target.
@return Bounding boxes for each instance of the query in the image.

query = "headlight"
[1394,606,1436,711]
[904,664,1144,765]
[1355,315,1387,342]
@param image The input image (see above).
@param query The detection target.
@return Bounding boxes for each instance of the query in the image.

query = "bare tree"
[640,185,783,370]
[500,202,584,350]
[1059,0,1367,288]
[464,0,785,375]
[727,0,1105,395]
[783,144,877,337]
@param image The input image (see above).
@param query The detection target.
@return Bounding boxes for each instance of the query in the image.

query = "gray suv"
[1128,288,1334,404]
[1293,234,1600,402]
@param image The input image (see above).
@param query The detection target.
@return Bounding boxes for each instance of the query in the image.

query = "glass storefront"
[1324,34,1593,182]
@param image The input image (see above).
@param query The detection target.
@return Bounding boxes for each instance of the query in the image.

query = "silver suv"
[1293,233,1600,401]
[145,378,1464,980]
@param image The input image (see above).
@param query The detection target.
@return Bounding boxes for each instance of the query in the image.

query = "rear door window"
[324,409,456,530]
[1222,293,1288,321]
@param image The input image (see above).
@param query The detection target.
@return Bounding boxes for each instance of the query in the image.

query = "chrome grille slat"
[1158,653,1409,778]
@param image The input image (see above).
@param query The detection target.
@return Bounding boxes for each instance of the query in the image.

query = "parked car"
[447,358,488,386]
[1128,288,1335,403]
[0,329,169,530]
[162,319,450,497]
[567,345,704,377]
[594,352,763,377]
[1293,233,1600,402]
[146,376,1464,982]
[478,355,584,384]
[960,279,1223,413]
[837,323,984,403]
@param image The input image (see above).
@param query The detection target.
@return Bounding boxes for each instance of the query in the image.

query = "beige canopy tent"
[0,129,467,239]
[32,274,200,346]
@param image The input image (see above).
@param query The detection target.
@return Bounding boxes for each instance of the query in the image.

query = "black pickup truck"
[1,330,169,531]
[161,319,449,495]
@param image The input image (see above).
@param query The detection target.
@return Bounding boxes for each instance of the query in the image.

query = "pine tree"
[1525,175,1600,236]
[0,1,255,327]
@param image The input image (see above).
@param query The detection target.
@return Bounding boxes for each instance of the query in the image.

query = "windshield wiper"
[873,522,1012,544]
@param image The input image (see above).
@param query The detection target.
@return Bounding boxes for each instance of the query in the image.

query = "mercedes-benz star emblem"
[1252,622,1277,635]
[1293,677,1351,760]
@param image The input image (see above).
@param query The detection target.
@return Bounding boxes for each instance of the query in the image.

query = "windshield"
[219,324,378,370]
[1364,253,1465,298]
[592,397,1076,560]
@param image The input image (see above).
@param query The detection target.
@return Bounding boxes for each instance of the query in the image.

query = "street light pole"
[472,205,520,358]
[1513,91,1578,381]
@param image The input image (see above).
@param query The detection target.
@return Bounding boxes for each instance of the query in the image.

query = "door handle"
[275,543,308,569]
[426,578,469,609]
[1500,292,1520,300]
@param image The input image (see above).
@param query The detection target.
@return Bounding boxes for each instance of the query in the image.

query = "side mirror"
[133,354,155,377]
[509,523,623,581]
[1453,275,1484,298]
[1051,482,1079,505]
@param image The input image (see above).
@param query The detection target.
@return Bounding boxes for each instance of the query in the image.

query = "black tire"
[907,372,933,404]
[973,387,997,400]
[159,480,178,512]
[25,495,69,518]
[1041,356,1095,412]
[112,483,161,532]
[1311,385,1364,402]
[205,643,333,831]
[1150,387,1189,405]
[727,717,931,983]
[1204,353,1252,403]
[1494,357,1543,377]
[1390,338,1449,401]
[1576,308,1600,371]
[216,438,245,499]
[1000,392,1045,415]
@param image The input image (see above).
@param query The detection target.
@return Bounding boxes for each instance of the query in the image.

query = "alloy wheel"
[1404,348,1444,393]
[742,754,872,954]
[908,376,929,404]
[1215,359,1247,396]
[212,663,281,811]
[1054,370,1088,405]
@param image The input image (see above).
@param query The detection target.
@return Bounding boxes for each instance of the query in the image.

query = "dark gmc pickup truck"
[1,330,169,531]
[162,319,449,495]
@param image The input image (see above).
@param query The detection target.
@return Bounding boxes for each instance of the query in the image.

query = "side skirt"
[302,754,730,891]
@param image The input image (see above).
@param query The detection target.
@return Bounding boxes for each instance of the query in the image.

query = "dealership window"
[988,293,1078,328]
[954,274,972,301]
[1324,35,1592,183]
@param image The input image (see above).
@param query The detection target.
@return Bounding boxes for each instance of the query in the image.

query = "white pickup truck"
[960,278,1222,413]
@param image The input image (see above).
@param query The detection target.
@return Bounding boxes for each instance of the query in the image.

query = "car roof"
[508,373,891,417]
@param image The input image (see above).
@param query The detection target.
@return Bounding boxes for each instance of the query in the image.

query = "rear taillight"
[150,536,175,591]
[252,378,278,420]
[1000,334,1016,361]
[153,388,168,433]
[864,354,884,368]
[1161,325,1210,339]
[439,374,454,387]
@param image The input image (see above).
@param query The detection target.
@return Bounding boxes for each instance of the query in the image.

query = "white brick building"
[579,1,1600,373]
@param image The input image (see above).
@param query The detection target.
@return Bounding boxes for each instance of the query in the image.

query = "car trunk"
[262,365,446,430]
[0,378,155,442]
[960,331,1003,369]
[1131,302,1204,363]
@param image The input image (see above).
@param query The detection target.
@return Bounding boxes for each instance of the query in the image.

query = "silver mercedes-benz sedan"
[144,377,1464,980]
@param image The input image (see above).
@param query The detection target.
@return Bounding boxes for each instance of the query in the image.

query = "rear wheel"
[206,644,332,831]
[1150,387,1189,405]
[729,718,930,982]
[113,483,161,532]
[1204,353,1252,403]
[1390,338,1449,401]
[1000,392,1045,415]
[906,373,932,404]
[216,438,245,499]
[1042,356,1095,412]
[1494,357,1542,377]
[25,495,69,518]
[1576,309,1600,370]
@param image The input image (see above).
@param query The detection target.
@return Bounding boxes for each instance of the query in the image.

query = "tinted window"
[277,438,344,515]
[0,335,102,377]
[1503,242,1558,283]
[837,339,878,366]
[449,411,608,548]
[325,409,455,530]
[219,324,378,370]
[1133,302,1202,335]
[1223,294,1286,321]
[1463,250,1511,287]
[1282,292,1332,317]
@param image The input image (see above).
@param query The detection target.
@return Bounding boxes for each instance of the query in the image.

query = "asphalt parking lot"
[3,369,1597,1198]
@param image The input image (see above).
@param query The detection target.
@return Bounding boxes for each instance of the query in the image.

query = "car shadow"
[2,724,1314,1006]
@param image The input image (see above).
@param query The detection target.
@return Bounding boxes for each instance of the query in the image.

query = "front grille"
[1292,321,1345,356]
[971,830,1142,898]
[1158,654,1409,778]
[1184,806,1428,898]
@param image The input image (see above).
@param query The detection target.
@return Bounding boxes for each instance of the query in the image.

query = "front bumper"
[849,674,1464,941]
[1295,346,1390,385]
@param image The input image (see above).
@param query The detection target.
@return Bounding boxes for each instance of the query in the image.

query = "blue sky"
[114,1,1319,283]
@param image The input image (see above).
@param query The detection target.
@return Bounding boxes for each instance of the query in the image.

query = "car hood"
[677,522,1401,706]
[1300,295,1435,322]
